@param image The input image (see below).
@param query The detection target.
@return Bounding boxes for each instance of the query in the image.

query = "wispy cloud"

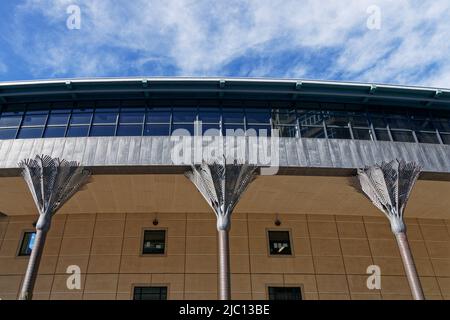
[1,0,450,88]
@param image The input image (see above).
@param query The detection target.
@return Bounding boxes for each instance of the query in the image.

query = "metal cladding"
[357,159,421,234]
[0,137,449,175]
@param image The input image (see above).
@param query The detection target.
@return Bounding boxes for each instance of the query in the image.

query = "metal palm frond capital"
[357,159,421,233]
[185,159,258,230]
[19,154,91,230]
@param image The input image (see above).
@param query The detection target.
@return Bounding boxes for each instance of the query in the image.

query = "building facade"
[0,78,449,300]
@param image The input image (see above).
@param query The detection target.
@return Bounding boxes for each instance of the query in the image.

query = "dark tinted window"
[133,286,167,300]
[44,126,66,138]
[142,230,166,254]
[117,124,142,136]
[67,126,89,137]
[268,287,302,300]
[17,127,43,139]
[268,231,292,255]
[19,232,36,256]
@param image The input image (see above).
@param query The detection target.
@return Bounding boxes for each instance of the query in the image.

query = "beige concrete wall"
[0,212,449,300]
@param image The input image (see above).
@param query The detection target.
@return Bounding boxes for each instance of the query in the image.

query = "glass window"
[172,110,196,122]
[119,112,144,124]
[133,286,167,300]
[369,114,387,128]
[324,111,350,127]
[44,126,66,138]
[223,110,244,123]
[116,124,142,136]
[441,133,450,145]
[201,123,221,136]
[352,128,372,140]
[300,126,326,139]
[415,132,440,144]
[375,129,391,141]
[391,130,415,143]
[70,113,92,125]
[326,127,351,139]
[246,124,271,136]
[411,119,435,131]
[0,115,22,127]
[147,111,171,123]
[349,114,369,127]
[246,111,271,124]
[19,232,36,256]
[66,126,89,137]
[142,230,166,254]
[268,231,292,255]
[387,114,410,129]
[90,125,116,137]
[272,110,297,125]
[47,113,69,126]
[297,110,323,126]
[268,287,302,300]
[273,125,297,138]
[22,114,47,126]
[144,124,170,136]
[224,124,245,136]
[93,113,117,124]
[432,119,450,132]
[172,124,194,136]
[0,128,17,139]
[198,110,221,123]
[17,127,43,139]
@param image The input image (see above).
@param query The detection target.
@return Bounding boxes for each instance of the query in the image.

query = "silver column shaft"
[19,229,48,300]
[395,232,425,300]
[218,229,231,300]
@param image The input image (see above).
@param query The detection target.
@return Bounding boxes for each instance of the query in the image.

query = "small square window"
[268,287,302,300]
[142,230,166,254]
[19,232,36,256]
[133,286,167,300]
[268,230,292,255]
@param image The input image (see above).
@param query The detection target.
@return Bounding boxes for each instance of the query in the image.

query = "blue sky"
[0,0,449,88]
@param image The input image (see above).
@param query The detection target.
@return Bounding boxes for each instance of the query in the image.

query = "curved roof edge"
[1,77,450,109]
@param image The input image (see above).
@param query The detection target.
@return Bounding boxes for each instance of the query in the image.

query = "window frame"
[140,228,168,256]
[266,285,303,300]
[266,229,294,257]
[17,230,36,257]
[131,284,169,300]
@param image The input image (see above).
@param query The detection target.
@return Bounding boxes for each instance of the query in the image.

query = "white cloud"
[5,0,450,88]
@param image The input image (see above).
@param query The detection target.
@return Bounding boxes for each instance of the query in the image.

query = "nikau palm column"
[186,160,258,300]
[18,155,90,300]
[357,159,424,300]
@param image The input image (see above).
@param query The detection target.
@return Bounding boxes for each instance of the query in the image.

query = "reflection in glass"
[44,126,66,138]
[0,128,17,139]
[17,127,43,139]
[326,127,352,139]
[0,115,22,127]
[66,126,89,137]
[47,114,69,126]
[117,125,143,136]
[415,132,439,144]
[22,114,47,126]
[70,113,92,125]
[93,113,118,124]
[300,126,326,138]
[391,130,415,142]
[90,125,116,136]
[119,113,144,124]
[144,124,170,136]
[352,128,372,140]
